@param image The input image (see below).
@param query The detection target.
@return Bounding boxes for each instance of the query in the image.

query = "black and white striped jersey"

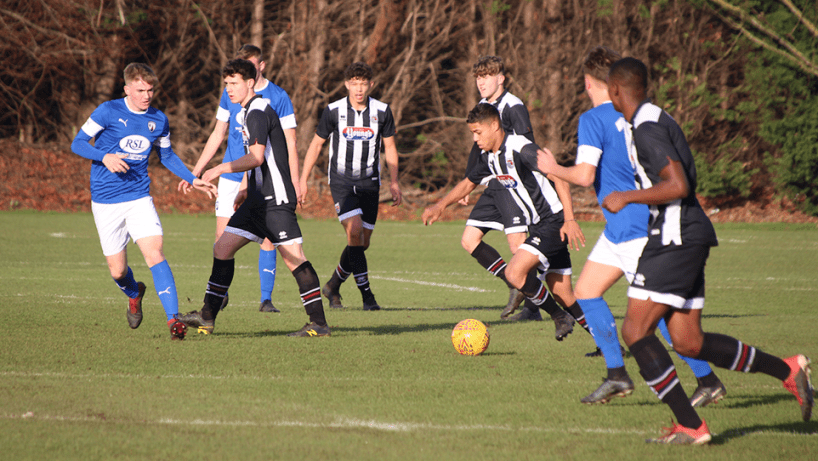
[316,96,396,186]
[464,90,535,184]
[629,99,718,247]
[467,134,563,226]
[241,95,296,205]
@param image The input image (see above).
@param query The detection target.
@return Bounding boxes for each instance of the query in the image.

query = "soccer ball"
[451,319,490,356]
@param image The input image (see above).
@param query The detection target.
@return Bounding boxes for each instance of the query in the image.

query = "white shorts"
[215,177,242,218]
[587,233,648,284]
[92,196,162,256]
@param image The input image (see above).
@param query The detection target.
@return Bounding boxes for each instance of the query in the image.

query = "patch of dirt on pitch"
[1,140,816,226]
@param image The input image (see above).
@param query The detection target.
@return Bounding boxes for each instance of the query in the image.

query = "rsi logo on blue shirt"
[496,174,518,189]
[342,127,375,141]
[119,135,151,154]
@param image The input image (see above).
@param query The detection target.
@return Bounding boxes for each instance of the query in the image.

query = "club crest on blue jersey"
[343,126,375,141]
[120,135,151,153]
[148,121,156,132]
[496,174,518,189]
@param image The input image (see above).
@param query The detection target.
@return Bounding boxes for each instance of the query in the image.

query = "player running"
[71,62,215,341]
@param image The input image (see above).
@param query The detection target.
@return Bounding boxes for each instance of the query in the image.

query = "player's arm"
[178,119,228,193]
[421,178,478,226]
[286,129,302,205]
[537,147,597,188]
[71,115,130,174]
[157,135,217,198]
[602,157,688,213]
[202,111,267,184]
[549,173,585,250]
[382,135,402,206]
[300,134,327,203]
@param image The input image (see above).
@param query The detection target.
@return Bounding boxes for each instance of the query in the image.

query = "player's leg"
[214,176,242,310]
[656,318,726,407]
[277,242,330,337]
[505,243,574,340]
[664,304,813,421]
[92,201,146,329]
[258,238,278,313]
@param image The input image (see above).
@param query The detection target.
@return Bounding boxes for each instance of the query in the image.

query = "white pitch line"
[369,275,491,293]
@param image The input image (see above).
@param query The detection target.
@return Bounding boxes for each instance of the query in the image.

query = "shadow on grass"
[710,419,818,445]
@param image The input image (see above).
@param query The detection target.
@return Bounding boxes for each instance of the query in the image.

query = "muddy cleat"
[690,381,727,408]
[500,288,526,319]
[506,306,543,322]
[362,296,381,311]
[551,310,575,341]
[646,420,712,445]
[127,282,146,329]
[783,354,813,421]
[286,322,331,337]
[177,310,214,335]
[259,299,280,313]
[321,282,344,309]
[169,319,187,341]
[581,377,635,404]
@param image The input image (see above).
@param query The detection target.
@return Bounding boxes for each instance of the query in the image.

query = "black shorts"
[225,199,303,245]
[465,185,527,235]
[628,241,709,309]
[518,215,572,274]
[330,181,379,229]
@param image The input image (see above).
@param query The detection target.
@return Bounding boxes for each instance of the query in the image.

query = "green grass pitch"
[0,211,816,460]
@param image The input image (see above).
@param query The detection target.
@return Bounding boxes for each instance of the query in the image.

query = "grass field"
[1,211,816,460]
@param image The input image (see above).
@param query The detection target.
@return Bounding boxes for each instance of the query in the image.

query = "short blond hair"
[123,63,157,86]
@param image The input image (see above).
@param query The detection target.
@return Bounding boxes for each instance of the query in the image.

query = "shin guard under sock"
[630,334,701,429]
[293,261,327,326]
[698,332,790,381]
[579,297,624,369]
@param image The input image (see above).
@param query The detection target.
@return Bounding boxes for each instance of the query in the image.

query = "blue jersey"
[217,78,296,182]
[576,102,649,243]
[71,98,195,204]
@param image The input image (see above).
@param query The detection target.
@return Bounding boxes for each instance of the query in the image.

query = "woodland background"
[2,0,818,216]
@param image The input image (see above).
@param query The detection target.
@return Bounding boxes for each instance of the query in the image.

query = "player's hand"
[102,153,129,174]
[457,195,470,206]
[536,148,558,175]
[233,189,247,211]
[421,204,443,226]
[390,182,402,207]
[297,180,309,205]
[601,191,627,213]
[191,178,218,199]
[177,180,191,194]
[560,219,585,251]
[202,167,221,184]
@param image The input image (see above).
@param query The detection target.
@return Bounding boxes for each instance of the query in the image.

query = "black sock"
[202,257,234,321]
[698,333,790,381]
[608,366,629,381]
[333,247,352,286]
[630,335,701,429]
[347,246,373,300]
[471,241,508,282]
[519,270,560,315]
[293,261,326,326]
[564,301,590,334]
[696,371,720,388]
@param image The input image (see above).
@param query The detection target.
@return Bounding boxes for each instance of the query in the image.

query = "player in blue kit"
[603,57,812,444]
[538,47,727,406]
[180,44,298,314]
[71,62,215,340]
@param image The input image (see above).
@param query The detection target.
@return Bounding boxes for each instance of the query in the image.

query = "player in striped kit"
[603,57,811,444]
[301,62,402,311]
[178,59,329,337]
[71,63,215,340]
[423,103,583,341]
[181,44,297,314]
